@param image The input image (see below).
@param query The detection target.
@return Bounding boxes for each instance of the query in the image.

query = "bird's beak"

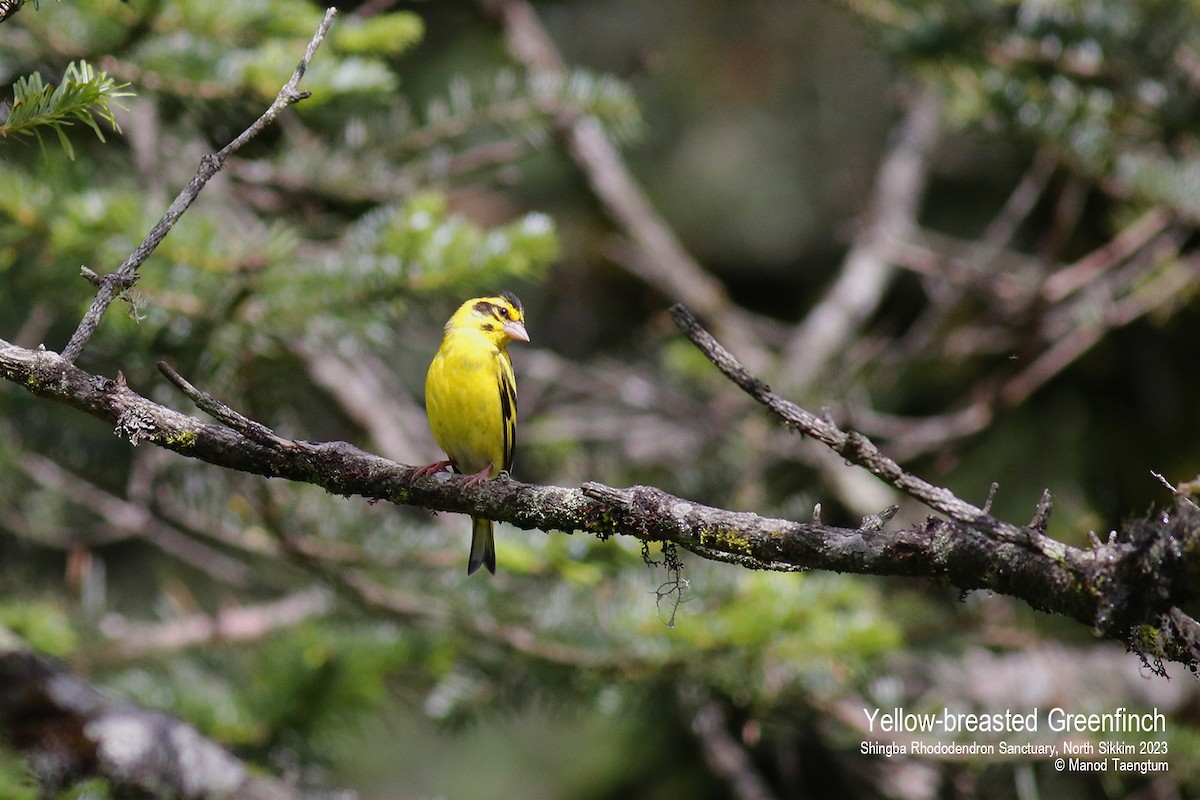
[503,320,530,343]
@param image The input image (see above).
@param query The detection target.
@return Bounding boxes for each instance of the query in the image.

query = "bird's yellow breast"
[425,328,514,478]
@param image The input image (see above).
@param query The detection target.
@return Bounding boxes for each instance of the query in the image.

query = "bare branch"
[981,146,1058,250]
[158,361,296,450]
[100,588,333,659]
[13,449,253,586]
[60,8,338,364]
[1042,206,1173,302]
[780,83,941,392]
[842,217,1197,460]
[1001,242,1199,407]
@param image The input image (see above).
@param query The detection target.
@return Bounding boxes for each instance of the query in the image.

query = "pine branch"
[0,61,132,159]
[395,68,642,157]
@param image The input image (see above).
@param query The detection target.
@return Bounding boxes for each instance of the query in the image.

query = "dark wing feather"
[498,350,518,472]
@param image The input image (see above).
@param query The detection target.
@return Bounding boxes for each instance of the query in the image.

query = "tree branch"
[672,306,1041,551]
[668,304,1200,670]
[100,588,333,660]
[59,7,338,365]
[779,83,941,392]
[12,448,253,586]
[3,334,1198,668]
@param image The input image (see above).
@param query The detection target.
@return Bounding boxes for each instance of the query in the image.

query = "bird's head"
[447,290,530,347]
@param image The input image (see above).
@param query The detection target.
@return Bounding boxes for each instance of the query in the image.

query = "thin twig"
[60,7,338,364]
[157,361,295,449]
[670,303,1052,552]
[854,218,1194,458]
[846,400,993,462]
[981,147,1058,249]
[1002,243,1198,406]
[292,332,435,463]
[1043,207,1172,302]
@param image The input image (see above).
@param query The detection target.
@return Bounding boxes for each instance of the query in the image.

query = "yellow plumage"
[420,291,528,575]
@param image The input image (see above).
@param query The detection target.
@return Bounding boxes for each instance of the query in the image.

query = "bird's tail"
[468,517,496,575]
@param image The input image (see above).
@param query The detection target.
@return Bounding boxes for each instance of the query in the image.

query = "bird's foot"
[414,460,453,478]
[461,464,493,487]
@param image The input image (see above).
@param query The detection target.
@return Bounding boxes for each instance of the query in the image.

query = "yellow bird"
[418,291,529,574]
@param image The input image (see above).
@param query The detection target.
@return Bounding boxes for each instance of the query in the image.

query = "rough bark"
[4,334,1197,672]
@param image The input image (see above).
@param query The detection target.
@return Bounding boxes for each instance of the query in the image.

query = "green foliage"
[0,61,131,159]
[0,749,38,800]
[102,619,421,767]
[244,621,415,754]
[256,191,558,334]
[397,67,643,156]
[56,780,114,800]
[0,601,77,656]
[855,0,1200,197]
[628,570,902,703]
[1116,150,1200,221]
[332,11,424,57]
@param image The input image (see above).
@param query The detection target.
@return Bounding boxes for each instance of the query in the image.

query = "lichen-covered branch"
[668,303,1200,671]
[672,304,1039,547]
[3,334,1198,669]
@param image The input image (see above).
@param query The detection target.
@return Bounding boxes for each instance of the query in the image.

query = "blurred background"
[2,0,1200,797]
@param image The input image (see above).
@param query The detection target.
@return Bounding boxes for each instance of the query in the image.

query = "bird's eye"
[498,307,510,318]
